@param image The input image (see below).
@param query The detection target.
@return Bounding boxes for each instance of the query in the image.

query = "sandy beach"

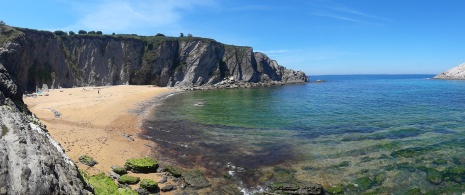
[24,85,177,188]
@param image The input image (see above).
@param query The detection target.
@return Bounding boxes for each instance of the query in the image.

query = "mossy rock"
[140,179,158,191]
[326,184,344,194]
[424,187,465,195]
[432,159,448,165]
[453,157,465,165]
[124,157,158,173]
[338,161,350,167]
[79,155,98,167]
[374,172,387,186]
[118,175,140,185]
[404,187,421,195]
[165,165,182,177]
[111,166,127,175]
[117,187,138,195]
[391,147,427,158]
[354,177,374,191]
[444,166,465,183]
[182,169,211,189]
[87,173,118,195]
[426,169,443,185]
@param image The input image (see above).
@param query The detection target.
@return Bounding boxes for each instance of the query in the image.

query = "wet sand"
[24,85,177,189]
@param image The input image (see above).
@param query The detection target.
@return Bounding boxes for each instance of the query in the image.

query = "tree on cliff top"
[78,30,87,34]
[0,20,5,26]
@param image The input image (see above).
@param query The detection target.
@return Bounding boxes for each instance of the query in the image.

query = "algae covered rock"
[118,175,140,185]
[426,169,443,185]
[354,176,374,190]
[117,187,138,195]
[404,187,421,195]
[111,166,127,175]
[79,155,98,167]
[326,184,344,194]
[124,157,158,173]
[444,166,465,183]
[140,179,158,191]
[88,172,119,195]
[165,165,182,177]
[374,172,387,186]
[182,169,211,189]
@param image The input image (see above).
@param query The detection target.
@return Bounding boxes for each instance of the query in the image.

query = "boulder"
[124,157,158,173]
[118,175,140,185]
[78,155,98,167]
[182,170,211,189]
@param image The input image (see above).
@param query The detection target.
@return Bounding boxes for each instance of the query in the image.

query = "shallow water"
[143,75,465,194]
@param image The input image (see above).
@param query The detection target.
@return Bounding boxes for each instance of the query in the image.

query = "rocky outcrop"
[0,62,92,194]
[0,26,307,92]
[434,62,465,79]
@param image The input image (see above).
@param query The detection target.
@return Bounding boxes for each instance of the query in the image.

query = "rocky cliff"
[0,62,92,194]
[0,26,307,92]
[434,62,465,79]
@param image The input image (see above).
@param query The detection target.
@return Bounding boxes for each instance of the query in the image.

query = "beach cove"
[23,85,180,191]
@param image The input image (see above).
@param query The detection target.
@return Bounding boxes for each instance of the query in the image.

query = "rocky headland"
[0,23,315,195]
[434,62,465,79]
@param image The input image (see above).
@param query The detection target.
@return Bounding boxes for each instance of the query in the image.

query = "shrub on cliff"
[96,31,103,35]
[69,31,75,35]
[124,157,158,173]
[53,30,67,36]
[78,30,87,34]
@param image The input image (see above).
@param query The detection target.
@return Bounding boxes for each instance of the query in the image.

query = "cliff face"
[434,62,465,80]
[0,62,91,194]
[0,27,307,92]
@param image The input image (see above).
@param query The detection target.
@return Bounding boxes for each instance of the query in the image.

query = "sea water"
[143,75,465,194]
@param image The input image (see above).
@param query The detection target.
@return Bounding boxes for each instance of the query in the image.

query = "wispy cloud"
[311,1,391,26]
[63,0,215,33]
[228,5,286,12]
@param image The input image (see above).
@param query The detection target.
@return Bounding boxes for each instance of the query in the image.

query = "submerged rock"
[182,169,211,189]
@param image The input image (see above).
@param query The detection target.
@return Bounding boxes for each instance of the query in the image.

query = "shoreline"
[23,85,178,188]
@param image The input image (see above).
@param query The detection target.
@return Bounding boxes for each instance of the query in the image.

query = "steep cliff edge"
[0,62,92,194]
[0,26,307,92]
[434,62,465,79]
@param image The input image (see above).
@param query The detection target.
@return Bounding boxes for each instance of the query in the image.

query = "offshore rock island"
[0,23,310,195]
[434,62,465,80]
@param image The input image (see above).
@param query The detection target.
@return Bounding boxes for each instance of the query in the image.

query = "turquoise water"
[144,75,465,194]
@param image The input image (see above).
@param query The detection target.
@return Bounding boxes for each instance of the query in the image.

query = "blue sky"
[1,0,465,75]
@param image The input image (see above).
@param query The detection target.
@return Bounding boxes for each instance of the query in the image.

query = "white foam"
[30,123,74,165]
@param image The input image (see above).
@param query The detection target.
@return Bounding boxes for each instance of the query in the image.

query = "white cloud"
[310,1,391,26]
[64,0,215,33]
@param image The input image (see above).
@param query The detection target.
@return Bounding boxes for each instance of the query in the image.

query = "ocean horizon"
[142,74,465,194]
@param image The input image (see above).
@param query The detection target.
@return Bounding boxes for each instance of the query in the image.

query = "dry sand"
[24,85,178,190]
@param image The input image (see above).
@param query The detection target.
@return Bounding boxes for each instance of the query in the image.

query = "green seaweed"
[117,188,138,195]
[118,175,140,185]
[373,172,387,186]
[326,184,344,194]
[433,159,448,165]
[391,147,429,158]
[78,155,98,167]
[426,169,443,185]
[139,179,158,191]
[112,166,127,175]
[165,165,182,177]
[124,157,158,173]
[404,187,422,195]
[88,173,118,195]
[444,166,465,183]
[354,176,374,191]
